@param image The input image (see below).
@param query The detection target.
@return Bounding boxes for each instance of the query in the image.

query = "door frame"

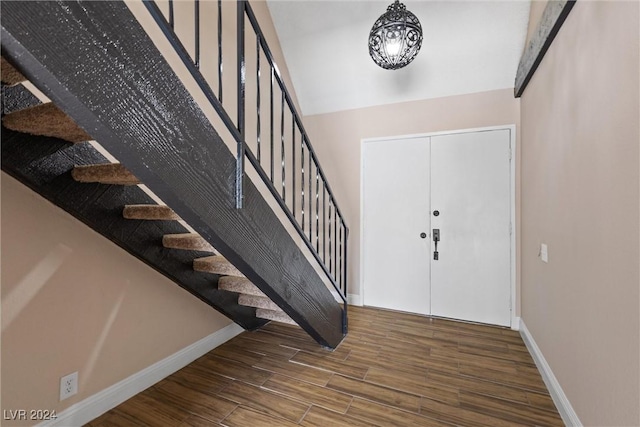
[360,125,518,329]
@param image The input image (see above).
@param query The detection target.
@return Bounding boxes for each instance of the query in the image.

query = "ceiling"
[266,0,531,116]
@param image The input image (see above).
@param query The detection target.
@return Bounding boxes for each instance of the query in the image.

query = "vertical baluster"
[301,141,305,230]
[217,0,223,102]
[269,67,274,182]
[169,0,174,29]
[343,220,348,333]
[237,2,245,134]
[343,221,348,296]
[308,149,312,242]
[315,167,319,253]
[333,203,338,282]
[328,199,332,277]
[339,221,343,291]
[194,0,200,68]
[323,182,326,263]
[256,35,261,161]
[342,220,349,296]
[281,91,285,200]
[235,0,245,208]
[292,121,296,217]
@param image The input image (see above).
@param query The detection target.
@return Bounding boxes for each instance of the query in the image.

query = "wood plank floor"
[86,306,563,426]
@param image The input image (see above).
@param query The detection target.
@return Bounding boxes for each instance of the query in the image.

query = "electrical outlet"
[60,371,78,401]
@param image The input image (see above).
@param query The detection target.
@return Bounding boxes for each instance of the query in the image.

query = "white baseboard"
[330,291,363,307]
[347,293,362,306]
[38,323,244,427]
[519,319,582,426]
[511,316,521,331]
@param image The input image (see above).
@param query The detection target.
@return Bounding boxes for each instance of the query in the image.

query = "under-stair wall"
[2,0,346,348]
[1,171,240,427]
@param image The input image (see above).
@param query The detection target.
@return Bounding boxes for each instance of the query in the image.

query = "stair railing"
[143,0,348,331]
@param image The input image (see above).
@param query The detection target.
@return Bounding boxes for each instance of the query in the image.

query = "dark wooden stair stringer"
[2,1,344,348]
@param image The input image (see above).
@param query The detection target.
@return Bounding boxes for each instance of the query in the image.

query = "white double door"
[362,129,512,327]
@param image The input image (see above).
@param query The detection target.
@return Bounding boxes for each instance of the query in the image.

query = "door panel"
[430,130,511,326]
[362,129,512,327]
[362,138,431,314]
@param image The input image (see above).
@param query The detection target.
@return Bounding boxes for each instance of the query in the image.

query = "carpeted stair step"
[218,277,266,297]
[238,294,281,311]
[193,255,244,277]
[72,163,140,185]
[256,308,296,325]
[2,102,92,143]
[123,205,181,221]
[163,233,215,252]
[1,57,27,86]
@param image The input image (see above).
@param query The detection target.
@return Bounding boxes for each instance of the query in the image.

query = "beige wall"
[520,1,639,425]
[1,174,232,423]
[303,88,521,305]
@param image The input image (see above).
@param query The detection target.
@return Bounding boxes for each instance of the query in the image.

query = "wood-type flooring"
[87,306,563,426]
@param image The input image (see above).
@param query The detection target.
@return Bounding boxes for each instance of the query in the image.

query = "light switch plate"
[540,243,548,263]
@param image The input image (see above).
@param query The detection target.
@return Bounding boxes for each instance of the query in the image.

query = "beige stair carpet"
[123,205,181,221]
[72,164,140,186]
[194,255,244,277]
[256,308,296,325]
[1,56,26,86]
[238,294,281,311]
[2,103,92,143]
[163,233,215,252]
[218,277,266,297]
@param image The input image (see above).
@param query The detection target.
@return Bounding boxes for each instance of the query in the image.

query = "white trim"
[360,125,518,328]
[362,124,518,144]
[330,290,364,307]
[347,293,363,306]
[512,316,521,331]
[359,138,367,308]
[508,126,518,329]
[38,323,244,427]
[519,319,582,426]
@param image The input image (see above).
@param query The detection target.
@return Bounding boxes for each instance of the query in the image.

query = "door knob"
[433,229,440,260]
[420,232,427,239]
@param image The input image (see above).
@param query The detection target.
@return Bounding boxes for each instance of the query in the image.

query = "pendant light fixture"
[368,0,423,70]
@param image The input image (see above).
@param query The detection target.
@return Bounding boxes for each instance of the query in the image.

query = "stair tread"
[256,308,297,325]
[2,102,92,143]
[123,205,181,221]
[218,277,266,297]
[163,233,215,253]
[194,255,244,277]
[1,56,27,86]
[238,294,281,311]
[72,163,140,186]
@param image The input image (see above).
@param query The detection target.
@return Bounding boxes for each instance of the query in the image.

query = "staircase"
[3,67,296,326]
[1,1,346,348]
[2,78,295,327]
